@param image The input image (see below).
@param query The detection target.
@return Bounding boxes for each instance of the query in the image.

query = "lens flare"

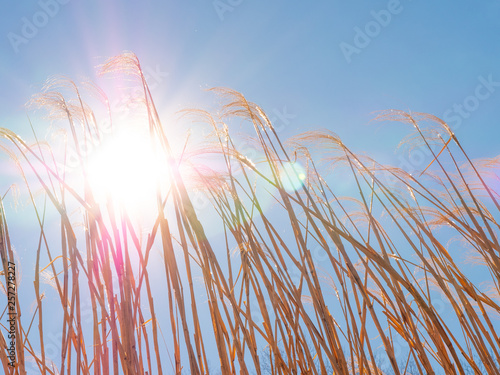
[279,162,306,192]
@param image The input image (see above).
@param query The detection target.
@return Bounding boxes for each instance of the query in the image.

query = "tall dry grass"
[0,52,499,374]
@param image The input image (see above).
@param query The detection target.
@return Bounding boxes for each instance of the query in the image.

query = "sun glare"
[86,129,168,214]
[280,162,306,192]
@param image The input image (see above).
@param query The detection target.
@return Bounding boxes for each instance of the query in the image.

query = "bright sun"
[86,129,168,214]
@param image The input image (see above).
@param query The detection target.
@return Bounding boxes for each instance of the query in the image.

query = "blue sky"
[1,0,500,372]
[1,0,499,159]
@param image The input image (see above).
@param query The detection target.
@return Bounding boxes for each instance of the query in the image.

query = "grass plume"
[0,52,499,374]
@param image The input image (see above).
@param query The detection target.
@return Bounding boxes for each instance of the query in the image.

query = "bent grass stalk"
[0,52,499,374]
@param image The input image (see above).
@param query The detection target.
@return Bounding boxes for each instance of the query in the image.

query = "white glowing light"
[280,162,306,192]
[86,130,168,213]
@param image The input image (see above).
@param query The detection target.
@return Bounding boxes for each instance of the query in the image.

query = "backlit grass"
[1,52,499,374]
